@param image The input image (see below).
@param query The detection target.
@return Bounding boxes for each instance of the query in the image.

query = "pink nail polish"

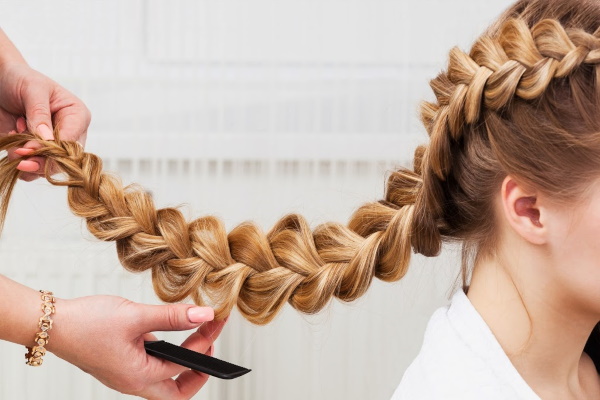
[16,160,40,172]
[187,306,214,323]
[15,148,34,156]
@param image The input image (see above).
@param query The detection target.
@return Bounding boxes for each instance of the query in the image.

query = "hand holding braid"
[0,133,422,324]
[0,16,595,325]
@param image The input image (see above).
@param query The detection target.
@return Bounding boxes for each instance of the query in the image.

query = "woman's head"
[0,0,599,324]
[412,0,600,272]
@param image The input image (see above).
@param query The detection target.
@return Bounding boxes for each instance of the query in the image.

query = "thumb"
[22,83,54,140]
[138,303,215,333]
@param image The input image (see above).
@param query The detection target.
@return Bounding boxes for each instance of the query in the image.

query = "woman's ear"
[500,176,546,245]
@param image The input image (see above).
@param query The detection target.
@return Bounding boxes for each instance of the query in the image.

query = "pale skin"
[0,29,225,399]
[13,16,600,399]
[0,28,90,180]
[468,176,600,399]
[0,275,225,399]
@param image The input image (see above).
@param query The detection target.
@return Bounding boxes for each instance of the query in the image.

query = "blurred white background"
[0,1,512,399]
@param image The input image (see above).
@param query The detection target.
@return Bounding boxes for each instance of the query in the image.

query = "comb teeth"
[144,340,251,380]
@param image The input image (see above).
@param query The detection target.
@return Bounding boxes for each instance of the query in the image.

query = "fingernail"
[7,130,16,135]
[16,160,40,172]
[15,148,34,156]
[37,124,53,140]
[187,306,214,323]
[16,118,26,133]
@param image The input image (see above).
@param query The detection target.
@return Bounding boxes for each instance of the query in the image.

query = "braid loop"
[427,18,600,156]
[0,133,423,324]
[0,12,595,324]
[411,17,600,258]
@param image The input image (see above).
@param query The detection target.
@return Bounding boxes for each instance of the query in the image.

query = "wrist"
[0,29,27,71]
[0,276,44,347]
[0,54,27,71]
[44,297,69,356]
[24,291,56,366]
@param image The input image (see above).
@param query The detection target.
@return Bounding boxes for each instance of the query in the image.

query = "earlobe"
[501,176,546,245]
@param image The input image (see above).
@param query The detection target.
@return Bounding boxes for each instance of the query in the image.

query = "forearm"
[0,274,46,347]
[0,28,27,68]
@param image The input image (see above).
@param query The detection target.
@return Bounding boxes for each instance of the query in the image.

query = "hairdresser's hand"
[47,295,226,400]
[0,62,90,181]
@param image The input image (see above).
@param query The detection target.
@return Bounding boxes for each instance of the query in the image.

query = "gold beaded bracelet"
[25,290,55,367]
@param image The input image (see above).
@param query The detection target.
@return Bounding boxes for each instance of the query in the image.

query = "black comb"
[144,340,251,379]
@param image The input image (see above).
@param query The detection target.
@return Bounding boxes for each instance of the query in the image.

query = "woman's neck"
[467,250,600,399]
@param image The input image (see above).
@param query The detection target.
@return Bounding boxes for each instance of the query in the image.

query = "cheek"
[549,209,600,311]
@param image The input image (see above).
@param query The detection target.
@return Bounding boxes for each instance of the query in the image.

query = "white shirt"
[391,290,541,399]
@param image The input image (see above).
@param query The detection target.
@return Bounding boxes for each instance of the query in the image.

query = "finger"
[140,347,214,400]
[173,369,210,397]
[16,117,26,133]
[16,159,40,173]
[20,140,61,176]
[139,372,209,400]
[16,140,43,161]
[199,316,228,339]
[9,141,42,158]
[14,148,34,156]
[180,319,227,352]
[161,319,225,379]
[4,133,41,181]
[20,156,46,172]
[141,318,223,383]
[21,84,54,140]
[138,318,226,398]
[6,148,37,181]
[21,140,42,150]
[7,146,28,163]
[139,331,190,380]
[15,155,49,176]
[137,304,214,333]
[52,100,90,145]
[15,140,61,177]
[139,332,187,379]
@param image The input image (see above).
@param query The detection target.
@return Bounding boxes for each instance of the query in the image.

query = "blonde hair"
[1,0,599,324]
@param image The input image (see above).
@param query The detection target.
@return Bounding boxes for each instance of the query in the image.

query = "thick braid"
[411,17,600,256]
[0,134,422,324]
[431,19,600,170]
[0,16,593,324]
[425,18,600,172]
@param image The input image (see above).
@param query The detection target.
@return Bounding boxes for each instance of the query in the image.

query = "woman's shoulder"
[391,299,494,399]
[390,291,541,400]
